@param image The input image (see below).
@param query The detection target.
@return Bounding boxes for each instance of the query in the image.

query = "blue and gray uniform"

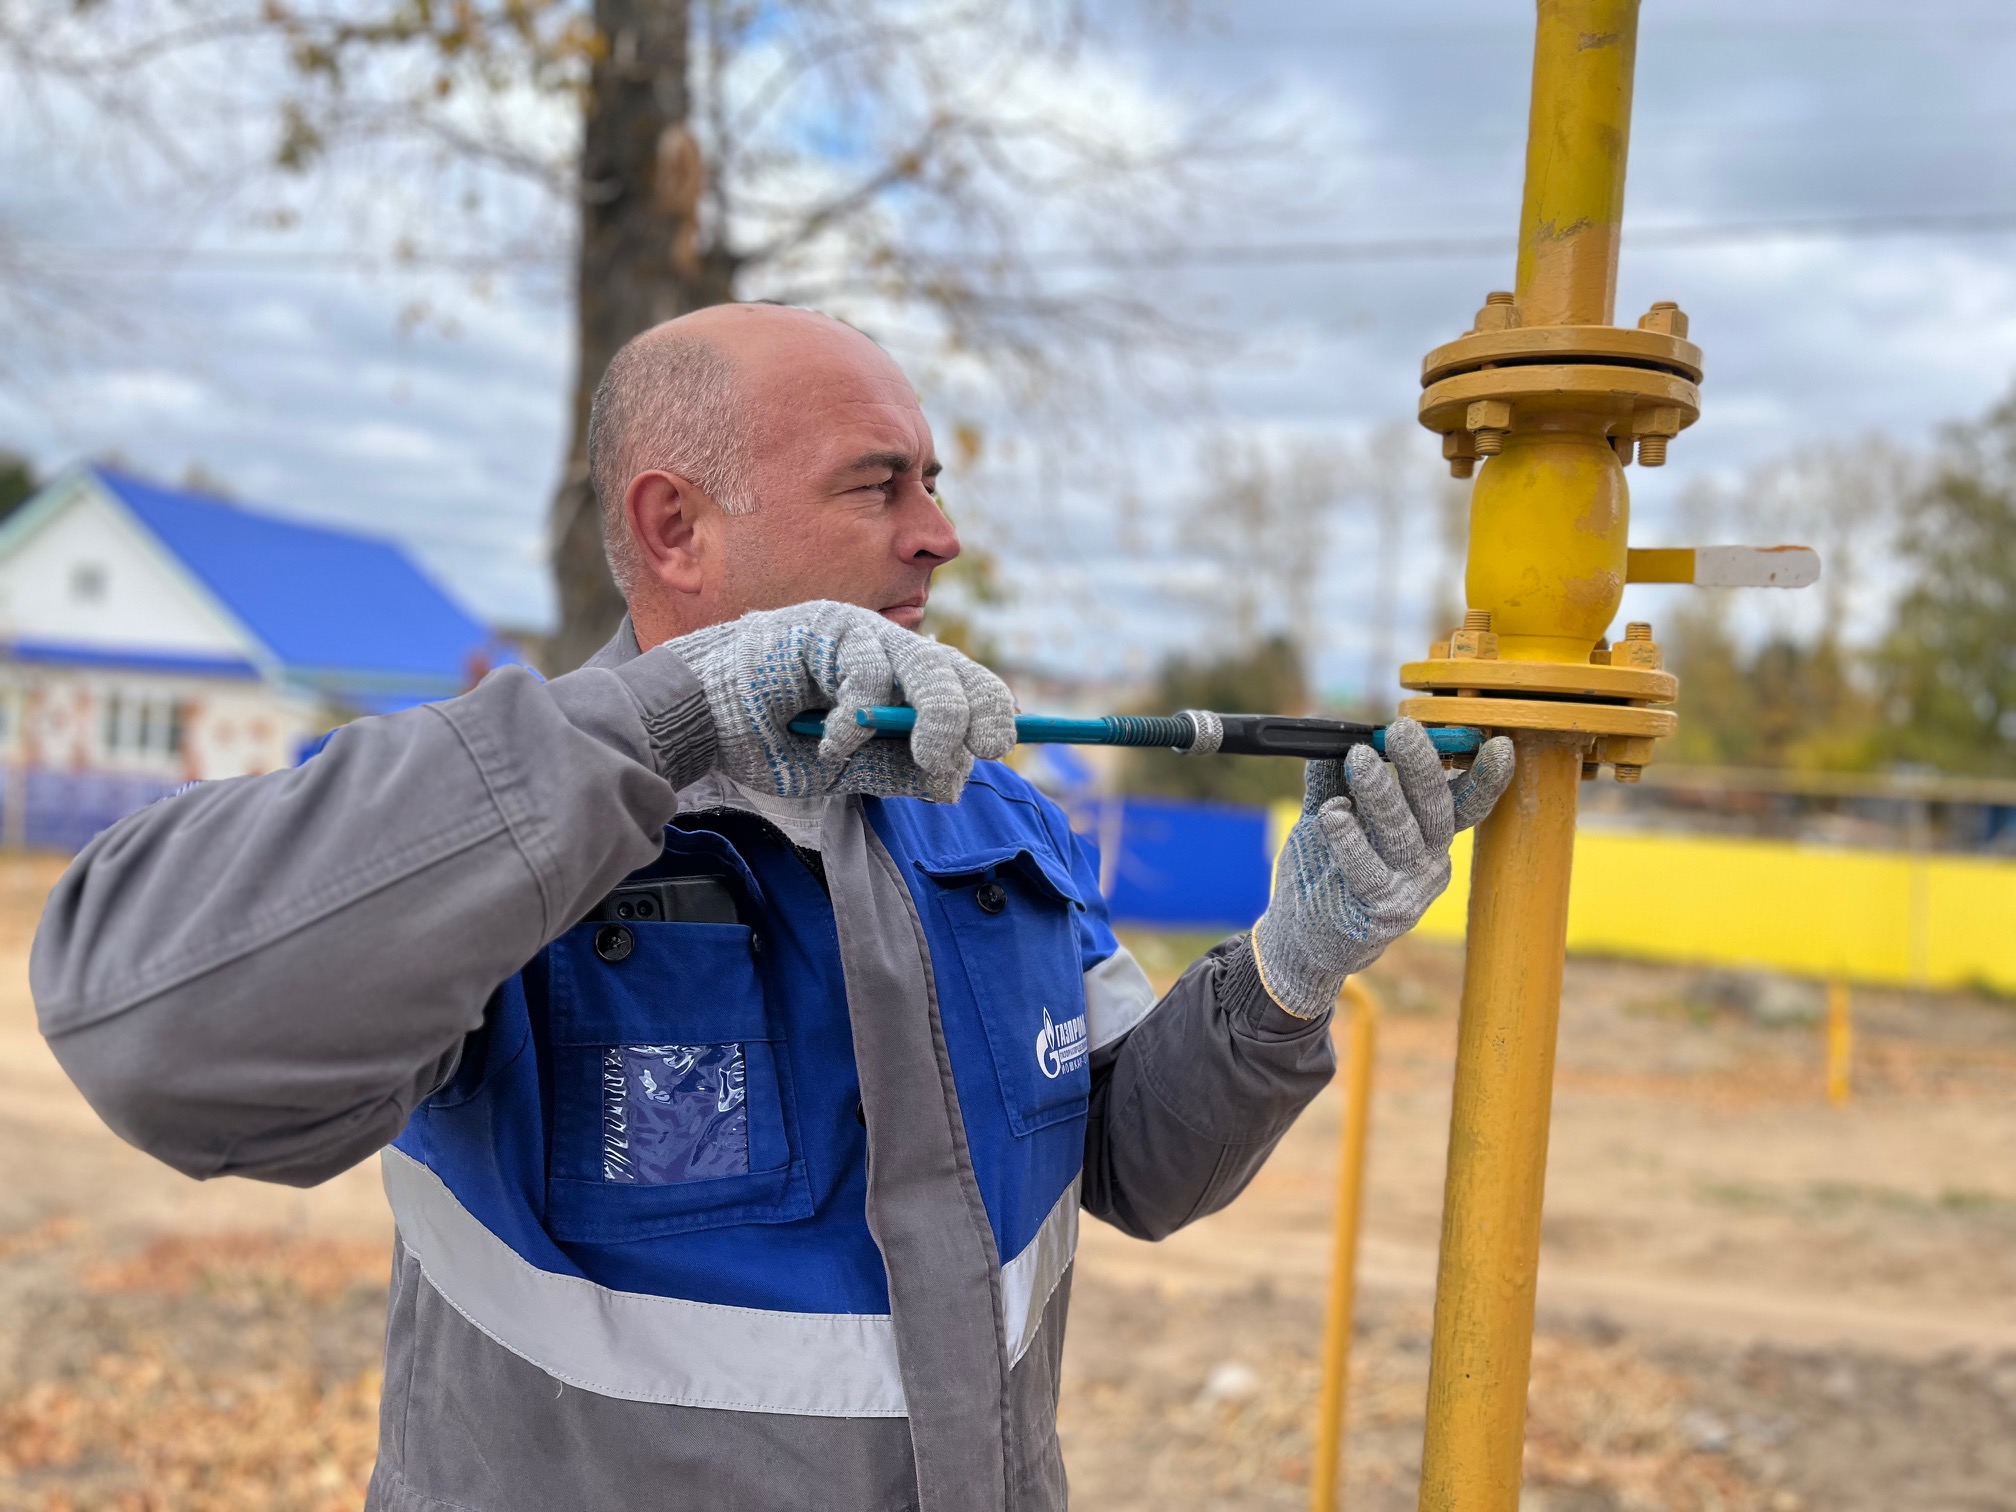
[30,624,1337,1512]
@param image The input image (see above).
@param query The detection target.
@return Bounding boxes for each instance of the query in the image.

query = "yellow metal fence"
[1270,807,2016,994]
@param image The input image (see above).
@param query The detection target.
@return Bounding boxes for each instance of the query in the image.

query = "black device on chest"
[588,879,741,926]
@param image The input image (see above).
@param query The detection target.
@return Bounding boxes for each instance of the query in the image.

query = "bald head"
[589,303,960,641]
[590,305,921,594]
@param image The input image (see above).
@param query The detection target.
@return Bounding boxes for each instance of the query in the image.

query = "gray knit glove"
[664,600,1017,804]
[1252,717,1515,1018]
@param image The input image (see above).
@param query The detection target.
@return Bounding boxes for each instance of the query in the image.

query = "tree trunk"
[546,0,737,671]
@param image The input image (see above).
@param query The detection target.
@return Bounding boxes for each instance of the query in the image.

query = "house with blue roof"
[0,465,510,846]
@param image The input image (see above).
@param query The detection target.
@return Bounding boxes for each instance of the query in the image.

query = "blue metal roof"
[93,466,507,700]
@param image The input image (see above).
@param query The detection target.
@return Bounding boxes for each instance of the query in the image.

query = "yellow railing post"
[1826,980,1854,1107]
[1310,978,1379,1512]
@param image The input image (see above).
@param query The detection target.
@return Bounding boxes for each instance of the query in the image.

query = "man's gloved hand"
[664,600,1017,804]
[1252,717,1516,1018]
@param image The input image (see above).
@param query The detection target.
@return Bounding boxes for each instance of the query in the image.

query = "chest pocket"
[544,916,812,1244]
[919,848,1091,1137]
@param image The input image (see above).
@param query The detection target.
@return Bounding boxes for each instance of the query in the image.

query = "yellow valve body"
[1465,430,1628,664]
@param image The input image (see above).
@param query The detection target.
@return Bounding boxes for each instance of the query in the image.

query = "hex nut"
[1615,624,1662,671]
[1467,400,1512,456]
[1449,610,1499,662]
[1473,291,1520,332]
[1637,300,1690,339]
[1601,734,1655,782]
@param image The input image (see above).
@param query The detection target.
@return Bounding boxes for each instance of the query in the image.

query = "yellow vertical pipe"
[1514,0,1639,327]
[1310,979,1379,1512]
[1826,981,1853,1107]
[1420,7,1643,1506]
[1417,738,1583,1511]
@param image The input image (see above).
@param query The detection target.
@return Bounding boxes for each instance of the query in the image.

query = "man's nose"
[899,488,961,566]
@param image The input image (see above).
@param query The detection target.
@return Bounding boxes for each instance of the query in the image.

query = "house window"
[101,691,188,763]
[71,563,107,601]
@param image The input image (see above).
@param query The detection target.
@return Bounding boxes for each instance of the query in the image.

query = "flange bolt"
[1638,435,1669,466]
[1637,300,1690,339]
[1614,622,1664,674]
[1471,289,1521,334]
[1449,609,1499,661]
[1466,399,1512,458]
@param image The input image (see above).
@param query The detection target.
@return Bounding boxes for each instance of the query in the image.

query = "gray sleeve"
[1080,934,1335,1242]
[28,648,717,1189]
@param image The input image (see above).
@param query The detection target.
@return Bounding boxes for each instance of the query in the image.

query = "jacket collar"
[584,615,643,670]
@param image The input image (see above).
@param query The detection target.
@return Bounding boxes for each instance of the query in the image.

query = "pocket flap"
[914,845,1083,908]
[549,921,770,1046]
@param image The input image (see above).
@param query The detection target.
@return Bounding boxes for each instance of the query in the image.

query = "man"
[31,304,1512,1512]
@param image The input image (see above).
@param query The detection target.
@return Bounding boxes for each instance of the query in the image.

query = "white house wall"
[0,665,321,781]
[0,480,259,662]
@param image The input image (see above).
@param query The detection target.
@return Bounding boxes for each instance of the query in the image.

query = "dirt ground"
[1,853,2013,1510]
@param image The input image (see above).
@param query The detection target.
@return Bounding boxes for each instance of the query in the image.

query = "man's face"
[681,318,959,634]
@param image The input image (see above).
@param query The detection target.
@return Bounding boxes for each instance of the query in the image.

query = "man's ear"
[626,469,712,597]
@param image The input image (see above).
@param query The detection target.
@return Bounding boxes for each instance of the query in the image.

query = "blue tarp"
[1068,795,1274,932]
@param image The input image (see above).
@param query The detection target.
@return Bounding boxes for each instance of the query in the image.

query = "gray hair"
[587,328,756,597]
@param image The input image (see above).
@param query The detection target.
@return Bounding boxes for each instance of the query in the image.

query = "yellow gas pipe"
[1402,4,1691,1507]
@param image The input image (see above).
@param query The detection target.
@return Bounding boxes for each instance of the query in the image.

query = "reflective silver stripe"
[380,1147,909,1417]
[1000,1177,1080,1366]
[1083,945,1159,1051]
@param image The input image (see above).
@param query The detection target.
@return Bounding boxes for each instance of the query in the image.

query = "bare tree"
[0,0,1271,666]
[1180,429,1349,693]
[1677,437,1911,650]
[1341,421,1418,712]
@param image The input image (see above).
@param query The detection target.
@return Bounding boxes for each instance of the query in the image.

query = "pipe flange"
[1398,659,1676,705]
[1397,695,1677,739]
[1419,363,1700,438]
[1421,325,1703,387]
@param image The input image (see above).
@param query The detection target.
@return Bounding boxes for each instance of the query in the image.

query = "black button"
[594,924,634,962]
[854,1101,867,1127]
[976,881,1008,914]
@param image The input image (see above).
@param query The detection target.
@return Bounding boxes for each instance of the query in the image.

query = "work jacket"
[30,622,1338,1512]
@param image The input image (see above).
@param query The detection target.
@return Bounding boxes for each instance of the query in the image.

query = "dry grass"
[0,1235,386,1512]
[0,870,2011,1508]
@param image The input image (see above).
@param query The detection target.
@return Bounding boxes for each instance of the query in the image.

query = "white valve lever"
[1627,545,1820,588]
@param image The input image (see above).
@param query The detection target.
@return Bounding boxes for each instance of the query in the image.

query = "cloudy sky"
[4,0,2014,699]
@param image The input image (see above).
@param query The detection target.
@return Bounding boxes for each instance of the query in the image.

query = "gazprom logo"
[1034,1007,1089,1080]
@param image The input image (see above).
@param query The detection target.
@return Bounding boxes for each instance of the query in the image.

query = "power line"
[1044,210,2016,270]
[14,209,2016,280]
